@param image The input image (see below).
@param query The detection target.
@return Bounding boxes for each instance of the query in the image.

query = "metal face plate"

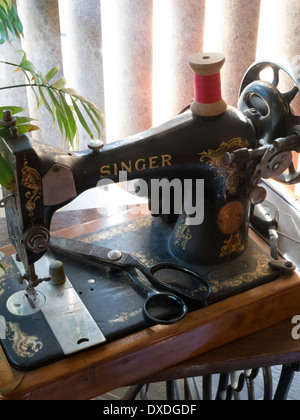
[12,252,106,355]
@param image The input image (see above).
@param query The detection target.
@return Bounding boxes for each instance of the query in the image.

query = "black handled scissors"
[50,236,211,325]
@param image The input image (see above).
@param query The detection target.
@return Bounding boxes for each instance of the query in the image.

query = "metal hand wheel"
[238,59,300,184]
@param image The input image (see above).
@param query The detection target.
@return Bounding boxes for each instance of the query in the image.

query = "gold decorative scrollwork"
[199,137,250,195]
[0,258,13,298]
[21,154,42,217]
[219,230,245,259]
[173,214,192,251]
[211,247,274,293]
[5,322,43,358]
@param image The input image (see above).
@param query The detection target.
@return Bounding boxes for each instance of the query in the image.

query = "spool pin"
[188,52,227,117]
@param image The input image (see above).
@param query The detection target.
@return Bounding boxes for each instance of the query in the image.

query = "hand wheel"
[238,59,300,184]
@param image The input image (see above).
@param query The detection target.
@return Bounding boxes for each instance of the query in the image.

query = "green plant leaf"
[81,101,101,138]
[38,86,55,122]
[55,108,64,137]
[0,7,14,38]
[0,262,6,273]
[47,88,70,141]
[15,116,36,124]
[43,65,59,85]
[0,1,22,43]
[59,92,77,143]
[0,153,13,189]
[0,53,104,149]
[11,11,23,39]
[0,123,40,138]
[18,124,40,133]
[0,106,26,117]
[19,58,35,74]
[0,0,8,14]
[89,105,105,130]
[71,97,93,139]
[61,87,78,96]
[51,77,67,90]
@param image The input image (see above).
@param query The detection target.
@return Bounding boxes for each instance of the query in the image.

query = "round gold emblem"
[217,201,244,234]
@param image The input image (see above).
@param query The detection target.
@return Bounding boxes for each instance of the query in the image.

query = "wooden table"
[1,208,300,400]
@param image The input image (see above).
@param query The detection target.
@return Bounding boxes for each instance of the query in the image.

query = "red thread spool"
[188,52,227,117]
[194,73,222,104]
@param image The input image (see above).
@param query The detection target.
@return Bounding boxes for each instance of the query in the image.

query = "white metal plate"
[11,252,106,355]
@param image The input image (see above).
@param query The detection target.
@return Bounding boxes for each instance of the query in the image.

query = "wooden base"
[1,268,300,400]
[1,214,300,399]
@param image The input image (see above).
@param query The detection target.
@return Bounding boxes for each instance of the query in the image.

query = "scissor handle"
[127,258,211,304]
[147,262,211,304]
[142,292,188,325]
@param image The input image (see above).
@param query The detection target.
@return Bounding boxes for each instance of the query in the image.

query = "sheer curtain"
[1,0,300,149]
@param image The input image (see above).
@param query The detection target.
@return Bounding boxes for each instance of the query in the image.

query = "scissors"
[50,236,211,325]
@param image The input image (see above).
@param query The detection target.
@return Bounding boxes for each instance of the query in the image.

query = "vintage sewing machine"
[1,52,300,370]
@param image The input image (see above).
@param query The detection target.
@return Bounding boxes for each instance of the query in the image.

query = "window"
[1,0,300,204]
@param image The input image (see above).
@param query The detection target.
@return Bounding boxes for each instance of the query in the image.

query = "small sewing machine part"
[1,52,300,367]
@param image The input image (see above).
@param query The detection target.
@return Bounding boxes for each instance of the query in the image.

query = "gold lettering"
[113,163,118,176]
[162,154,172,167]
[100,165,111,178]
[135,158,146,171]
[149,156,159,169]
[100,154,172,179]
[121,161,132,173]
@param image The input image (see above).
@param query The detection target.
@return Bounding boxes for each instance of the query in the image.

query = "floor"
[1,186,300,400]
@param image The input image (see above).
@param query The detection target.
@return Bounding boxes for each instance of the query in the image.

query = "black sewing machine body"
[1,104,257,269]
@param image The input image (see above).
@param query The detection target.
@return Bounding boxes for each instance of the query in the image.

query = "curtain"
[2,0,300,148]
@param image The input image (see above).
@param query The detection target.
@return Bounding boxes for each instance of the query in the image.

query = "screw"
[3,109,12,122]
[0,109,17,129]
[9,126,18,139]
[107,250,122,261]
[88,139,104,153]
[272,162,281,171]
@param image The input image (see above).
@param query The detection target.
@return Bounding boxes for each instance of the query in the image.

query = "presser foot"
[6,263,50,316]
[18,263,51,302]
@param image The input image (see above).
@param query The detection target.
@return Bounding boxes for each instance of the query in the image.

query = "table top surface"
[1,207,300,400]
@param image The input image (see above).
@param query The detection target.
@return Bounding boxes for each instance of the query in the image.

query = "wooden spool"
[188,52,227,117]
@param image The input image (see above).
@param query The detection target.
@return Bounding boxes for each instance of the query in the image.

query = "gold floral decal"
[0,258,14,298]
[219,231,244,259]
[199,137,250,195]
[5,322,43,358]
[211,248,274,293]
[173,215,192,251]
[21,154,42,217]
[109,309,142,324]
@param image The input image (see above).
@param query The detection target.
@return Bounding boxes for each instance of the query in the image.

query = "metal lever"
[269,260,296,274]
[0,194,12,208]
[251,200,279,260]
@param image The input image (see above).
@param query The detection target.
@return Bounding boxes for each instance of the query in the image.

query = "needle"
[25,292,36,309]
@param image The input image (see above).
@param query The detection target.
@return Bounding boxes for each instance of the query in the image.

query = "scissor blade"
[49,236,129,268]
[50,236,210,305]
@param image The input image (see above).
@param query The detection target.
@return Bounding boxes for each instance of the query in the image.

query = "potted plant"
[0,0,104,190]
[0,0,104,270]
